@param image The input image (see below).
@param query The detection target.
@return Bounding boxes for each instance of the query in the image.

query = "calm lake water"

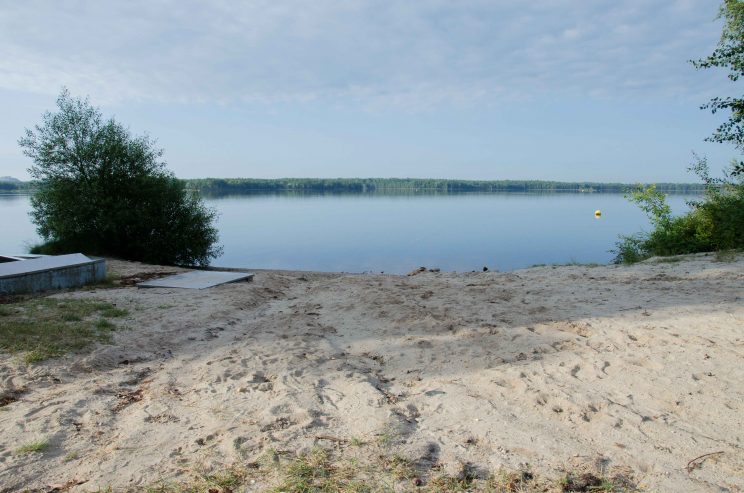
[1,192,697,273]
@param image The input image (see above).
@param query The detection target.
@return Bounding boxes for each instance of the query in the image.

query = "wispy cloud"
[0,0,725,108]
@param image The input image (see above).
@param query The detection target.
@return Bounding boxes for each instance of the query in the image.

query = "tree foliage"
[693,0,744,174]
[616,1,744,263]
[19,89,221,266]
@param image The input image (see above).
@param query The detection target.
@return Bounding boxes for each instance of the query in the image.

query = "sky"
[0,0,738,182]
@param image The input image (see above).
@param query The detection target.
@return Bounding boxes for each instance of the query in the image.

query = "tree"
[693,0,744,174]
[19,89,222,266]
[614,3,744,264]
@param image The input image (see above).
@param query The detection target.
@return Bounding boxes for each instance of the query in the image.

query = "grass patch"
[99,306,128,318]
[145,464,253,493]
[426,475,472,492]
[487,469,538,492]
[15,438,49,455]
[0,298,125,363]
[23,349,48,364]
[63,451,79,462]
[95,318,115,330]
[378,454,416,481]
[530,261,603,268]
[144,448,640,493]
[271,448,372,493]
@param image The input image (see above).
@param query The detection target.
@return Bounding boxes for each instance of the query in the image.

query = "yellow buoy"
[594,210,602,218]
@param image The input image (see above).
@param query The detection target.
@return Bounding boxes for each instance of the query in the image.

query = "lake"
[1,192,697,273]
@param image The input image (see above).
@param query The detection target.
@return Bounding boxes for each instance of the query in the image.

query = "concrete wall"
[0,258,106,295]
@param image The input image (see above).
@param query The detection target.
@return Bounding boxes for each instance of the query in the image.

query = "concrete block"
[0,254,106,295]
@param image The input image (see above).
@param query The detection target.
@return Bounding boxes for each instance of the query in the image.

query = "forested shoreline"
[0,180,35,192]
[2,177,707,195]
[183,178,705,194]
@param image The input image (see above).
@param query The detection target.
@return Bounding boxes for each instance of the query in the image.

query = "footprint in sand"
[535,392,550,406]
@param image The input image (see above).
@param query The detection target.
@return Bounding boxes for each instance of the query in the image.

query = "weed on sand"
[145,464,251,493]
[15,438,49,455]
[0,298,127,363]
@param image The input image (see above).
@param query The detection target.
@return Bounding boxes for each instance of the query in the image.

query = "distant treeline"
[3,178,707,195]
[0,181,35,192]
[184,178,706,195]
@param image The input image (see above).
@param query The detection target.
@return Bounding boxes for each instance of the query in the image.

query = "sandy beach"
[1,253,743,492]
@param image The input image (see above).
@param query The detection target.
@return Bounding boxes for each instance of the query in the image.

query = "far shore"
[1,176,709,197]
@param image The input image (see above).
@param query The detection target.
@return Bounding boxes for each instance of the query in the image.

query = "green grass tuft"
[100,306,128,318]
[379,454,416,481]
[15,439,49,455]
[95,318,116,330]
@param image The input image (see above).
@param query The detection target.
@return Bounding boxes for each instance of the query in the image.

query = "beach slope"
[1,254,742,492]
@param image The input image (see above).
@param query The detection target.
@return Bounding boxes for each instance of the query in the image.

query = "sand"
[0,253,743,492]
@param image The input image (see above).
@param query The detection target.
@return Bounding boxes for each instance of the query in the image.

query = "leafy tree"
[615,1,744,263]
[625,184,672,229]
[19,89,221,266]
[693,0,744,174]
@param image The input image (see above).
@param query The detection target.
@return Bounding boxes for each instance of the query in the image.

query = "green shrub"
[613,233,649,265]
[19,89,221,266]
[614,159,744,263]
[698,182,744,249]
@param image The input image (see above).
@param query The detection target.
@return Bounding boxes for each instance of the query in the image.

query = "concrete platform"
[137,270,254,289]
[0,253,106,295]
[0,254,44,263]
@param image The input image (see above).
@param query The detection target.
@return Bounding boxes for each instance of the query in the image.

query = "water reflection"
[2,192,698,273]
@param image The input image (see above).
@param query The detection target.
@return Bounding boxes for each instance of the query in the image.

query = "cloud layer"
[0,0,725,108]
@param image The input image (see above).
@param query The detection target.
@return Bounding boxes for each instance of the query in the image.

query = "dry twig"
[686,451,724,473]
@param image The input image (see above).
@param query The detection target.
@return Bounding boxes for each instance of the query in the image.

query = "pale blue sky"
[0,0,737,181]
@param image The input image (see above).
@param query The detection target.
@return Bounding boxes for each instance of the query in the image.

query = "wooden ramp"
[137,270,253,289]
